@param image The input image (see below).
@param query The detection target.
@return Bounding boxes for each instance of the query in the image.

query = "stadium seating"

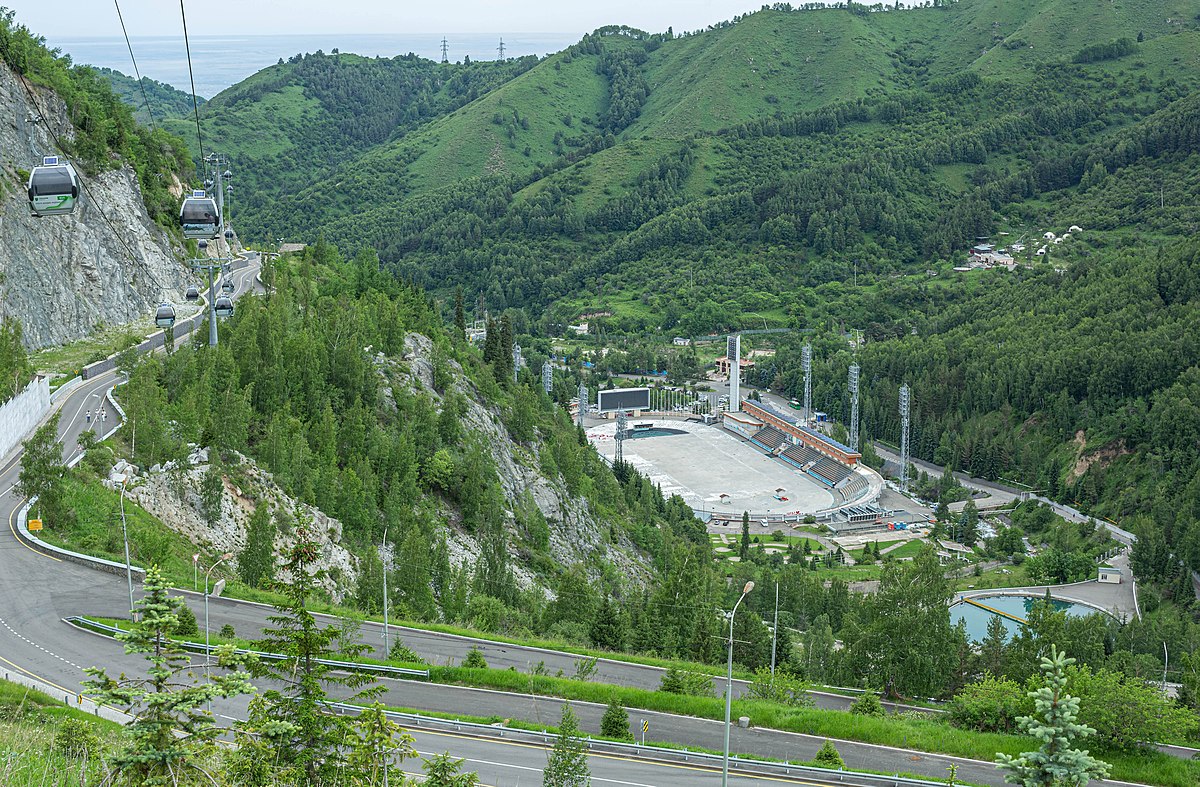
[750,426,789,452]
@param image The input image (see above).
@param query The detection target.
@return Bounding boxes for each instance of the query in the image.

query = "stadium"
[587,397,884,527]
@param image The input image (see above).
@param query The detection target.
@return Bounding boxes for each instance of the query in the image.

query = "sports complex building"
[587,398,885,528]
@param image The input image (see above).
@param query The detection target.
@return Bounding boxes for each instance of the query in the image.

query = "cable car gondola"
[213,295,234,319]
[221,279,235,294]
[155,302,177,328]
[27,156,80,217]
[180,190,221,239]
[185,285,200,301]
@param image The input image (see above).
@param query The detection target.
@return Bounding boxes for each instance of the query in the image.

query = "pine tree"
[995,646,1111,786]
[347,702,417,785]
[544,704,591,786]
[239,503,277,588]
[589,595,625,651]
[980,614,1008,676]
[82,566,255,785]
[813,739,845,768]
[600,695,632,740]
[251,523,384,783]
[740,511,751,559]
[962,499,980,546]
[454,286,467,341]
[423,752,481,786]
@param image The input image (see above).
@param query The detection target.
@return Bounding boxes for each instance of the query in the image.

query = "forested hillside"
[123,0,1200,582]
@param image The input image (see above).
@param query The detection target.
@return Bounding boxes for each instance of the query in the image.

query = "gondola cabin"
[155,303,176,328]
[213,295,234,318]
[27,156,80,217]
[221,279,235,294]
[180,190,221,239]
[185,285,200,301]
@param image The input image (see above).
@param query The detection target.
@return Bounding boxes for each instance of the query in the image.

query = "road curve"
[0,255,1151,787]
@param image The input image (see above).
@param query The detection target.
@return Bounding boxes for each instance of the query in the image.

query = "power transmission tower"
[512,344,522,383]
[848,362,860,451]
[577,382,588,427]
[899,383,911,491]
[440,37,449,64]
[615,410,628,465]
[801,342,813,425]
[497,37,505,60]
[542,360,553,394]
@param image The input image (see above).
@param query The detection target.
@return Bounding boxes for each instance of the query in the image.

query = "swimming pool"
[951,594,1104,642]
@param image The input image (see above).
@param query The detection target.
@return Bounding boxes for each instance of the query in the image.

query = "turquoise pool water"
[952,594,1103,642]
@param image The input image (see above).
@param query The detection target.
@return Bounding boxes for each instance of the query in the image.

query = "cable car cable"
[1,53,150,269]
[178,0,207,164]
[112,0,158,131]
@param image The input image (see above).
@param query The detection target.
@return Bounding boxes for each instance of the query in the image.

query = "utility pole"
[770,581,779,688]
[381,528,391,657]
[440,37,449,64]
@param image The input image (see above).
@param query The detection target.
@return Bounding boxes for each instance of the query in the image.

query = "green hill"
[94,66,202,125]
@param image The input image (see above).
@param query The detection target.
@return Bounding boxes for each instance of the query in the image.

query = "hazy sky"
[9,1,772,37]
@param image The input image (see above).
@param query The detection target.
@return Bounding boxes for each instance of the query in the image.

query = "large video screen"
[597,387,651,412]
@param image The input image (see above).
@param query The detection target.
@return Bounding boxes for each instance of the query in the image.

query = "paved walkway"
[956,552,1139,621]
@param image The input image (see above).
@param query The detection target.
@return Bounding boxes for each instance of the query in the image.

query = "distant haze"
[10,1,774,37]
[50,34,584,99]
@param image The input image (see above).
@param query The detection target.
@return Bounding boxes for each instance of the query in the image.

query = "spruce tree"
[740,511,751,559]
[600,696,632,740]
[454,286,467,341]
[995,646,1111,786]
[544,704,591,786]
[424,752,481,786]
[239,503,277,588]
[251,524,384,783]
[83,566,254,785]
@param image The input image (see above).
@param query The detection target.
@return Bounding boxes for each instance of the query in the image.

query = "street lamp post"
[381,527,390,658]
[203,552,233,707]
[722,580,754,787]
[119,480,135,618]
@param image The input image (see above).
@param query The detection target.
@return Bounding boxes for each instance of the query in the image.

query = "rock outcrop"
[0,62,191,350]
[121,447,357,601]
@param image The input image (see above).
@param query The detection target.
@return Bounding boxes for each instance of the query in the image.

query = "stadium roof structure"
[757,402,857,455]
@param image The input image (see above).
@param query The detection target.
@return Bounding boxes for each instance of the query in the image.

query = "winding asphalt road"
[0,257,1155,786]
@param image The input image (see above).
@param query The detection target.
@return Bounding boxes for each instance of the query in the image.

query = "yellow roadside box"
[28,519,42,531]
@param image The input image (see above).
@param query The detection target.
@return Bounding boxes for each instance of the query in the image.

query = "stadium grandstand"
[742,401,861,466]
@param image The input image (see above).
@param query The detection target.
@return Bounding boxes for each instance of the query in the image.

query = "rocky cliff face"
[0,63,190,350]
[392,333,653,591]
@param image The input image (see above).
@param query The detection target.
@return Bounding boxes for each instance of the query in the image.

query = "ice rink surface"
[588,420,834,515]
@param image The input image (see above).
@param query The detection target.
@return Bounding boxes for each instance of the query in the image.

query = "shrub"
[219,623,237,640]
[948,674,1028,733]
[174,604,199,636]
[849,690,886,717]
[389,640,427,665]
[462,646,488,669]
[813,739,844,768]
[658,666,715,697]
[54,717,100,759]
[600,695,632,740]
[745,667,813,707]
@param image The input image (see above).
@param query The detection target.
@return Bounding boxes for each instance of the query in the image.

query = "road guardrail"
[63,617,429,679]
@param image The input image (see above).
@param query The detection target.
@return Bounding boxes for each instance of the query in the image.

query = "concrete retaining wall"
[0,376,50,460]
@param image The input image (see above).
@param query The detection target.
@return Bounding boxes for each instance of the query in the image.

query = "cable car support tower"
[898,383,911,491]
